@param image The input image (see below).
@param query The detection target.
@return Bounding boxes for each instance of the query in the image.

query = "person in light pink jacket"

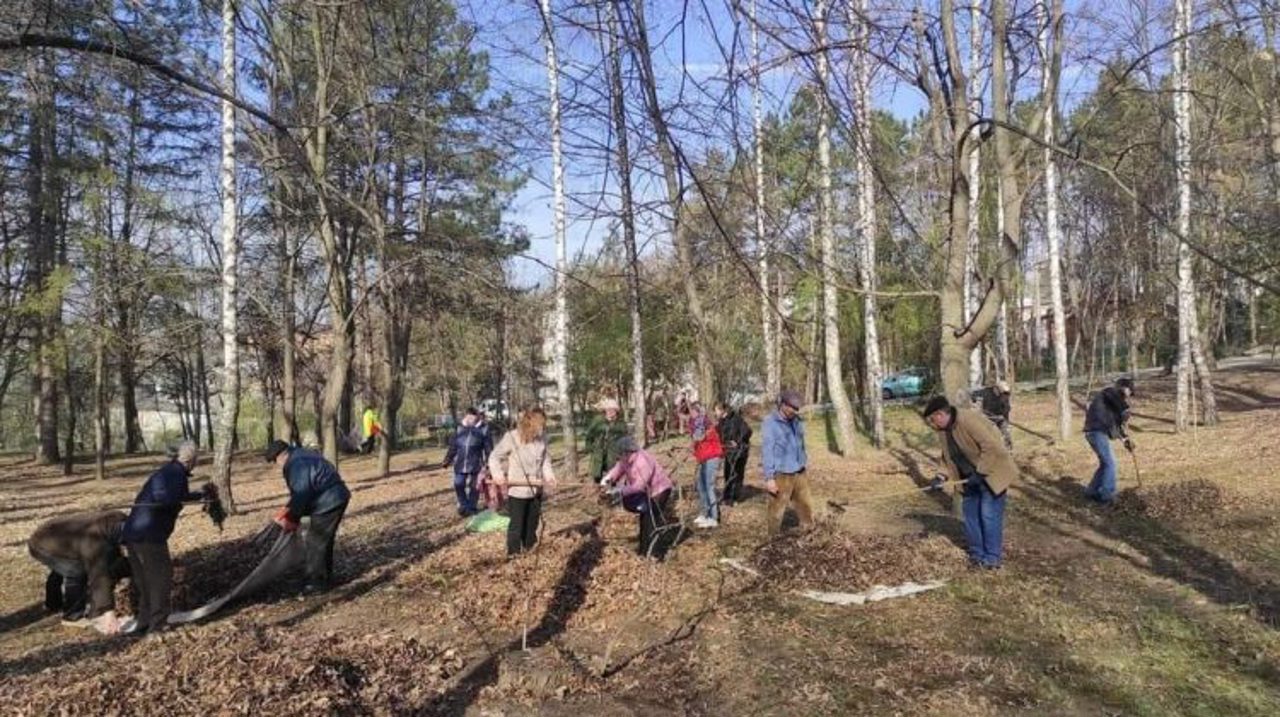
[601,436,675,559]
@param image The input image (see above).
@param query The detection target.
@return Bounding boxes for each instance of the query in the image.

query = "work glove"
[273,506,300,533]
[928,474,948,492]
[1123,438,1135,452]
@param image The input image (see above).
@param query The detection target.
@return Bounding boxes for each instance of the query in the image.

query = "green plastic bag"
[465,509,510,533]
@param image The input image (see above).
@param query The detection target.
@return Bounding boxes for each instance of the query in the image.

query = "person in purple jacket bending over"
[600,436,676,560]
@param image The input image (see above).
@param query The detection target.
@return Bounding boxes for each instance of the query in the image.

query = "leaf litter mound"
[753,527,966,592]
[1112,479,1241,522]
[0,623,466,716]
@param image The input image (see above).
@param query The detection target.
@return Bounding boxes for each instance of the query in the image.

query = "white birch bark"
[750,0,778,399]
[213,0,239,510]
[1040,0,1071,440]
[540,0,577,475]
[1173,0,1217,428]
[815,0,857,454]
[851,0,883,447]
[966,2,983,389]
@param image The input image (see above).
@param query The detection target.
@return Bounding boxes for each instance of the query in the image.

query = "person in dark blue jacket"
[121,441,209,634]
[442,408,492,516]
[264,440,352,593]
[1083,377,1135,504]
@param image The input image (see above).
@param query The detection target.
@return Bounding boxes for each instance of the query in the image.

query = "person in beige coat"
[923,396,1018,569]
[488,407,557,555]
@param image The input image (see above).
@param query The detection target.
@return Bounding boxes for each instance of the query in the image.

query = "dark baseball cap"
[263,440,291,463]
[779,389,804,410]
[920,396,950,418]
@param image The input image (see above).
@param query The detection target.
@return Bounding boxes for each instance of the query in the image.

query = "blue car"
[881,367,929,399]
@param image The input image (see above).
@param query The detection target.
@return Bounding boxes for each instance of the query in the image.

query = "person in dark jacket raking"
[1082,377,1136,504]
[442,408,493,516]
[121,441,213,634]
[264,440,352,594]
[715,401,753,506]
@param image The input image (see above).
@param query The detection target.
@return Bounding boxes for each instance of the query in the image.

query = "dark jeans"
[360,435,377,454]
[307,501,348,586]
[961,479,1007,567]
[1085,431,1117,502]
[453,471,479,513]
[126,542,173,630]
[722,446,749,503]
[638,490,673,559]
[506,496,542,556]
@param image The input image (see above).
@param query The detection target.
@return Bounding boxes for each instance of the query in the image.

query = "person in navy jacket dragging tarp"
[264,440,352,594]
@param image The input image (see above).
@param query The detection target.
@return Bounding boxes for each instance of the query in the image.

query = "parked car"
[881,367,929,399]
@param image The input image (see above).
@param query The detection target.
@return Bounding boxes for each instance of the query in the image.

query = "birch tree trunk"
[213,0,239,511]
[539,0,577,478]
[1173,0,1217,428]
[1040,0,1071,440]
[605,4,646,445]
[966,2,983,389]
[851,0,883,447]
[749,0,778,400]
[815,0,857,454]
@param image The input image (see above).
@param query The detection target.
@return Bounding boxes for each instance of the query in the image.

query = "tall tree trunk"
[815,0,857,454]
[1172,0,1217,428]
[26,55,61,464]
[539,0,578,478]
[94,311,107,479]
[1040,0,1070,440]
[749,0,778,400]
[213,0,239,512]
[851,0,883,447]
[965,1,983,389]
[924,2,980,400]
[626,0,714,402]
[605,3,646,445]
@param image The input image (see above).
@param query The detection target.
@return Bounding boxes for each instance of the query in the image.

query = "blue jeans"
[695,459,720,520]
[962,479,1007,566]
[1085,431,1117,502]
[453,471,478,513]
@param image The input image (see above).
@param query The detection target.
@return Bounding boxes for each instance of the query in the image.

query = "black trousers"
[307,501,348,585]
[126,542,173,631]
[722,446,750,503]
[506,496,542,556]
[42,569,87,619]
[637,490,673,560]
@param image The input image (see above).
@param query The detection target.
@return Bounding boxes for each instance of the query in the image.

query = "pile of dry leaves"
[0,623,466,715]
[753,528,966,591]
[1112,479,1239,522]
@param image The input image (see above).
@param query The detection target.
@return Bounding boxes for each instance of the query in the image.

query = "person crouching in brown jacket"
[28,510,131,633]
[922,396,1018,569]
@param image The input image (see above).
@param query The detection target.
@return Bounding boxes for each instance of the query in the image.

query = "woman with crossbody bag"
[488,407,557,556]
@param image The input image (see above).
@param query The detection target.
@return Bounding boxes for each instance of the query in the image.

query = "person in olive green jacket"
[923,396,1018,569]
[585,398,629,483]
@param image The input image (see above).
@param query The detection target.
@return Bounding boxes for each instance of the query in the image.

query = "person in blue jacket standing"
[442,408,493,516]
[264,440,352,594]
[122,441,212,635]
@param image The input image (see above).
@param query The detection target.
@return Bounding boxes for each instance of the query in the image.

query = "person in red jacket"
[689,402,724,528]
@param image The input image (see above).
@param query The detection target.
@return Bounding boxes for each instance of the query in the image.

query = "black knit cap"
[1115,376,1135,395]
[263,439,291,463]
[920,396,951,419]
